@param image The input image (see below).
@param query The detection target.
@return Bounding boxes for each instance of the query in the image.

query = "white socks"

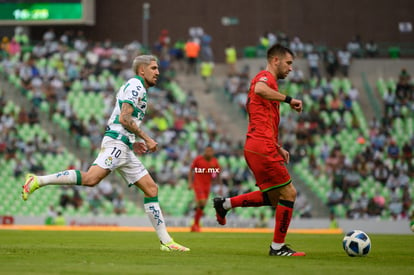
[223,198,232,210]
[271,242,284,250]
[144,197,172,244]
[38,170,82,187]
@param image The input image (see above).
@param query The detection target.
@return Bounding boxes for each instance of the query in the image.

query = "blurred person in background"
[188,145,221,232]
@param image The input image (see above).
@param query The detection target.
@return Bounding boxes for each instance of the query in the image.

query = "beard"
[146,78,157,87]
[277,72,288,79]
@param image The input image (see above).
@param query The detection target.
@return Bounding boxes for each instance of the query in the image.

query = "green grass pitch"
[1,230,413,274]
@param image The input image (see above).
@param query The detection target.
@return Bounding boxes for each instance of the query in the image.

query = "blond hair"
[132,55,158,75]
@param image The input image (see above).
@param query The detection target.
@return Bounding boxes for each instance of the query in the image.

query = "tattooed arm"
[119,102,158,152]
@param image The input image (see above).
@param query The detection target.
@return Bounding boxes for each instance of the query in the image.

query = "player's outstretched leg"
[213,197,228,225]
[22,170,85,201]
[160,240,190,252]
[22,174,40,201]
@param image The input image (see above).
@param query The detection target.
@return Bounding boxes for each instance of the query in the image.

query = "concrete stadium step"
[175,73,247,140]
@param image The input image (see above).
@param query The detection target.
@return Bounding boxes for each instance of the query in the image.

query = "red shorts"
[193,185,211,201]
[244,139,291,192]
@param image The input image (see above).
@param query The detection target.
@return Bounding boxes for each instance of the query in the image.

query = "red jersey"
[191,155,220,186]
[246,70,281,144]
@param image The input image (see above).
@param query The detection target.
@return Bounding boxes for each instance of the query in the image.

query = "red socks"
[273,200,294,243]
[230,191,267,207]
[194,207,203,225]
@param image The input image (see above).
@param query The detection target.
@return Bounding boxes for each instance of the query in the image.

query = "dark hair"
[267,43,294,61]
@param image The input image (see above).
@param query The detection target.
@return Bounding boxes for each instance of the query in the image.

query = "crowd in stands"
[1,27,257,217]
[2,26,411,221]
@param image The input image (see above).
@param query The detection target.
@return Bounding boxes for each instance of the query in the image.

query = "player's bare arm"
[133,142,148,155]
[254,82,303,113]
[119,102,158,152]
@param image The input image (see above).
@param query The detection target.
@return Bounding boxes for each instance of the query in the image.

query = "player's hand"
[290,98,303,113]
[277,146,290,164]
[145,138,158,153]
[133,142,148,155]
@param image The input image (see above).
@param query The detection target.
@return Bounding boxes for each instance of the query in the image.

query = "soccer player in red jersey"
[188,145,221,232]
[214,44,306,256]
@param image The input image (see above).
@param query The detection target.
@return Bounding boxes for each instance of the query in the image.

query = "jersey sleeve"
[255,71,274,88]
[119,79,146,108]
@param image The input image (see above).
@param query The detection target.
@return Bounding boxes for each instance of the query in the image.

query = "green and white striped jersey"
[105,76,148,145]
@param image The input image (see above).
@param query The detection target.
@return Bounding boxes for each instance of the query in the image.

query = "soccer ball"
[342,230,371,257]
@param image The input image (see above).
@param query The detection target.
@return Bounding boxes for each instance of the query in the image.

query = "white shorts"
[93,136,148,186]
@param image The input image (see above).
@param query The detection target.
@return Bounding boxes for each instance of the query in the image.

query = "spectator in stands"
[365,40,379,57]
[113,193,126,215]
[73,30,88,53]
[7,38,21,56]
[367,192,385,217]
[54,211,66,225]
[289,37,304,57]
[43,28,55,43]
[259,32,270,49]
[295,191,312,218]
[27,106,40,125]
[386,169,401,190]
[325,147,343,175]
[87,189,102,215]
[59,187,74,209]
[225,43,237,75]
[401,141,413,167]
[329,212,339,228]
[14,159,24,177]
[200,60,214,93]
[373,159,390,186]
[396,169,410,189]
[72,187,83,209]
[347,35,362,58]
[324,50,338,78]
[327,185,343,208]
[19,55,40,89]
[45,205,57,225]
[337,46,352,77]
[349,191,369,219]
[343,163,360,189]
[307,49,321,80]
[402,186,412,217]
[388,187,403,219]
[383,87,396,118]
[395,69,412,103]
[1,36,10,55]
[98,179,115,201]
[387,139,400,160]
[200,32,214,62]
[355,154,371,179]
[330,94,343,114]
[348,84,359,101]
[303,41,314,57]
[288,66,305,84]
[184,38,200,75]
